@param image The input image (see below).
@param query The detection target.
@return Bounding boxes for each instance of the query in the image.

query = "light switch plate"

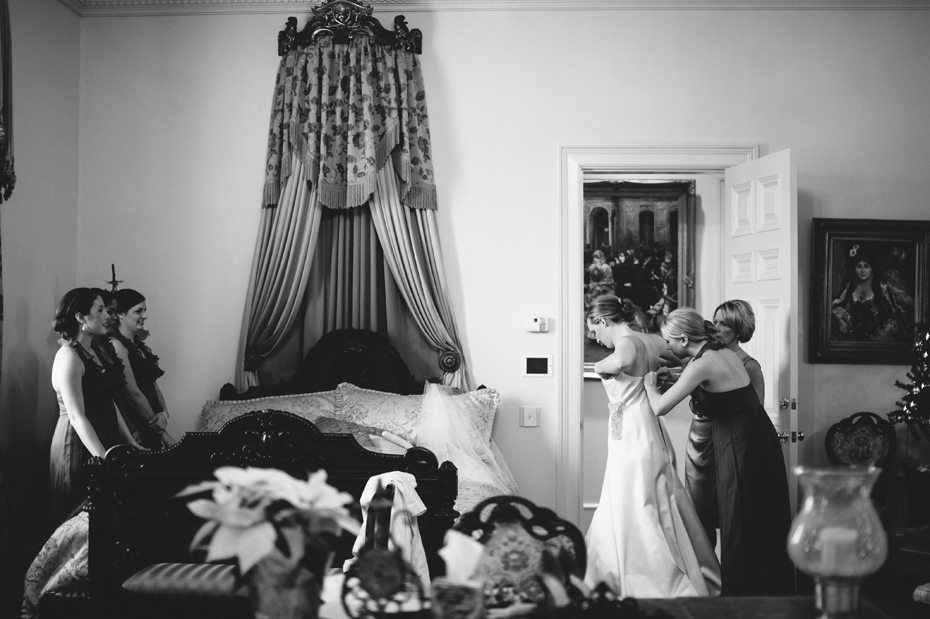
[520,406,540,427]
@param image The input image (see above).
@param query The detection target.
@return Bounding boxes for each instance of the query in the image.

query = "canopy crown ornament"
[278,0,422,56]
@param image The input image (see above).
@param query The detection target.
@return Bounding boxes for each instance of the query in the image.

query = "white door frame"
[558,144,759,524]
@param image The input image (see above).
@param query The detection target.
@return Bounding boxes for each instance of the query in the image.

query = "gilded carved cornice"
[56,0,930,18]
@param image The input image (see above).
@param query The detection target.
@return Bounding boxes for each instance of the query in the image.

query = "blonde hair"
[586,295,640,327]
[714,300,756,343]
[661,307,716,342]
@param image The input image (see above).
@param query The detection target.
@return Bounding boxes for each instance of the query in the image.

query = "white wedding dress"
[584,343,721,598]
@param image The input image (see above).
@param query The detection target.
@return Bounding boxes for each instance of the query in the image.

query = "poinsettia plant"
[177,466,360,575]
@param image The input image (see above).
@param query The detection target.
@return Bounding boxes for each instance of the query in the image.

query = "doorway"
[558,144,760,525]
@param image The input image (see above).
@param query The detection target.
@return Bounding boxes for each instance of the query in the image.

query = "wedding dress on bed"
[584,370,721,598]
[417,382,518,512]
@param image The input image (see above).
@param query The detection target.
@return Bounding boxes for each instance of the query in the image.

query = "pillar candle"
[820,526,858,573]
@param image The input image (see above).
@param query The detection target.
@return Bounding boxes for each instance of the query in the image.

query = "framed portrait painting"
[810,218,930,364]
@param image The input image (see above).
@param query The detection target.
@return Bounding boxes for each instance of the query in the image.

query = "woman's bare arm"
[114,402,146,450]
[593,337,636,378]
[646,356,710,416]
[151,382,169,429]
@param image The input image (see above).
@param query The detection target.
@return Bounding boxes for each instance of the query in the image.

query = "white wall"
[0,0,81,578]
[4,6,930,567]
[74,7,930,510]
[77,13,268,433]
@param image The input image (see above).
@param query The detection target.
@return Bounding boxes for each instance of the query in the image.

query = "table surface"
[638,596,891,619]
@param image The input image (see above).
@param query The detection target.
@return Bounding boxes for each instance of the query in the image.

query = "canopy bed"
[220,0,519,578]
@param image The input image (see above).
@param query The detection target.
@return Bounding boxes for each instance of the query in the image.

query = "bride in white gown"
[584,295,721,598]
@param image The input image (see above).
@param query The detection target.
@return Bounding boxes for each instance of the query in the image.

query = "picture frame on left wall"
[810,218,930,364]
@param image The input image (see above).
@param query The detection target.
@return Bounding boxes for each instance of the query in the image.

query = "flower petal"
[206,521,276,571]
[187,498,221,521]
[176,480,220,497]
[190,521,219,550]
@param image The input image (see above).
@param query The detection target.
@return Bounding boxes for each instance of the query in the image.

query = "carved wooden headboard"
[220,328,421,400]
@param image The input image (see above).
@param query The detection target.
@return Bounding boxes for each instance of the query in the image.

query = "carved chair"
[825,411,897,522]
[451,495,586,609]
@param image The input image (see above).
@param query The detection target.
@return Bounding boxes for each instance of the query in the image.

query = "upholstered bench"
[116,562,250,619]
[914,582,930,604]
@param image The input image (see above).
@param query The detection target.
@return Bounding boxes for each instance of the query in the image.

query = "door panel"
[723,149,799,512]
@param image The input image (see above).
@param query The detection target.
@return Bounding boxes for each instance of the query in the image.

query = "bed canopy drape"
[236,0,467,391]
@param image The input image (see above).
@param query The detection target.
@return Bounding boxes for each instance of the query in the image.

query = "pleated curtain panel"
[236,28,467,390]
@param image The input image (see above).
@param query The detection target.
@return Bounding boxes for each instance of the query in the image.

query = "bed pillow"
[334,382,501,445]
[450,387,500,445]
[198,392,385,451]
[334,383,423,442]
[197,391,338,432]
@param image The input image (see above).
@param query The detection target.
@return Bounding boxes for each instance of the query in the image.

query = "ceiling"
[56,0,930,18]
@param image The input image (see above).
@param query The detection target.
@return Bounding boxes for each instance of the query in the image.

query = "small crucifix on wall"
[106,263,122,292]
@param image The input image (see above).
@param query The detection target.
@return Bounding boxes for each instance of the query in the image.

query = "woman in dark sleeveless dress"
[645,308,793,597]
[109,289,176,449]
[686,300,766,547]
[50,288,141,523]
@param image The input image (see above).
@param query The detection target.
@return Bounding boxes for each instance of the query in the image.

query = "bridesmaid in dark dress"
[687,300,767,547]
[49,288,141,524]
[109,289,177,449]
[645,308,793,597]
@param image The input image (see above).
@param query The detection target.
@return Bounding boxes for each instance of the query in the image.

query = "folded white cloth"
[346,471,430,594]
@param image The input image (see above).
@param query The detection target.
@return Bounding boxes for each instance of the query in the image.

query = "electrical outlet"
[520,406,540,427]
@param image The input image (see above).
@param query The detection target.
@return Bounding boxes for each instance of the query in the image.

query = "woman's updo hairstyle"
[714,300,756,343]
[114,289,146,315]
[586,295,639,326]
[630,305,649,333]
[53,288,100,340]
[661,308,721,348]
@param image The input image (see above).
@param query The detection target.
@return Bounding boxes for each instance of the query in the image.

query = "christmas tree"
[888,322,930,440]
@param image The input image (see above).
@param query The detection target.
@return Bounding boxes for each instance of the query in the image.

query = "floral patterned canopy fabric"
[263,37,436,212]
[237,5,468,390]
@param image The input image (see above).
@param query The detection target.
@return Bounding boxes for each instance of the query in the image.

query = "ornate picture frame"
[810,218,930,364]
[582,180,695,377]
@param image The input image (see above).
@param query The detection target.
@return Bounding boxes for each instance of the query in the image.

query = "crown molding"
[57,0,930,18]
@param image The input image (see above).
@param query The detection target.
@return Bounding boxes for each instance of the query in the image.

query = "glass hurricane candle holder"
[787,466,888,619]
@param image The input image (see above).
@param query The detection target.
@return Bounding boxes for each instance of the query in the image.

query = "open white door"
[723,149,800,513]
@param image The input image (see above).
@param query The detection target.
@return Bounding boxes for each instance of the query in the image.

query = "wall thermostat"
[524,317,549,333]
[523,356,553,376]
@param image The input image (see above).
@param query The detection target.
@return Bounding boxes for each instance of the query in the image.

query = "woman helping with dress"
[645,308,793,597]
[109,289,177,449]
[685,300,765,547]
[49,288,143,524]
[584,295,720,598]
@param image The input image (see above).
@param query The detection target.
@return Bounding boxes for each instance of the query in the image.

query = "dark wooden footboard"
[85,410,458,614]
